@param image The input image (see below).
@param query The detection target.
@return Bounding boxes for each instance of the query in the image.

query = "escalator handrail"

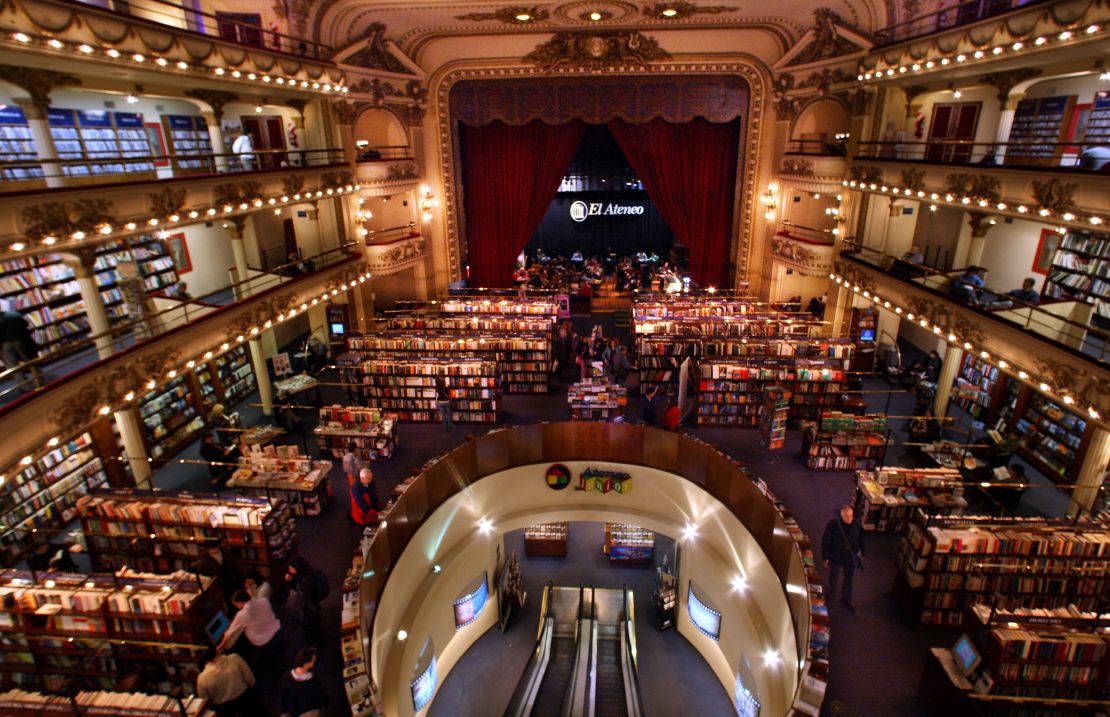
[562,586,596,717]
[621,585,645,717]
[503,584,556,717]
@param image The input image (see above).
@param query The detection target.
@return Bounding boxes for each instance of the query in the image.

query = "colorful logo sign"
[545,464,572,490]
[577,467,632,495]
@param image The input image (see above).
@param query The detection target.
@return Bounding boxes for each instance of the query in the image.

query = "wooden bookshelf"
[1043,229,1110,323]
[341,526,379,717]
[345,358,501,424]
[603,524,654,565]
[227,446,332,517]
[567,380,626,422]
[894,511,1110,627]
[375,312,555,334]
[315,406,398,462]
[1005,95,1077,166]
[78,490,297,580]
[801,412,887,471]
[0,568,220,692]
[348,332,550,394]
[966,604,1109,702]
[854,467,966,533]
[0,421,129,565]
[137,375,206,460]
[694,353,849,426]
[524,523,568,557]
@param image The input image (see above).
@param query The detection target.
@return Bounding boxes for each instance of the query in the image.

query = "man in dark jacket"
[279,647,328,717]
[0,309,42,388]
[821,504,864,610]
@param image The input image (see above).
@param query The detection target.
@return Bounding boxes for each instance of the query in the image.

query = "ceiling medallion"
[554,1,638,24]
[641,1,739,20]
[455,5,551,23]
[523,30,671,72]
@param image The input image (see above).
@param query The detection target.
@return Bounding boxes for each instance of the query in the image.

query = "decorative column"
[286,100,308,166]
[225,220,274,415]
[330,99,358,165]
[932,344,963,418]
[116,408,153,487]
[1069,426,1110,515]
[980,69,1041,164]
[0,65,83,187]
[965,212,994,267]
[184,90,239,173]
[12,99,63,188]
[61,250,113,359]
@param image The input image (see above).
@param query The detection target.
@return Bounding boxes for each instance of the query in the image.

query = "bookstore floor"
[98,331,1074,717]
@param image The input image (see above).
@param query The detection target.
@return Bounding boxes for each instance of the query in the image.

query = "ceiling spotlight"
[477,517,493,534]
[763,648,781,667]
[397,629,408,641]
[953,90,962,98]
[432,564,442,574]
[255,104,263,113]
[515,12,531,21]
[589,11,603,20]
[682,523,698,541]
[662,7,678,16]
[126,94,138,104]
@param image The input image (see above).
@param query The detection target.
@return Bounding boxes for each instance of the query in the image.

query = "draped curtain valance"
[449,75,749,126]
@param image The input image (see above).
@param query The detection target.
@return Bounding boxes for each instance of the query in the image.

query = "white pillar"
[62,252,113,358]
[228,222,251,299]
[14,99,64,189]
[933,344,963,417]
[204,112,228,173]
[993,93,1024,165]
[1070,426,1110,515]
[115,407,153,487]
[249,337,274,416]
[828,285,848,337]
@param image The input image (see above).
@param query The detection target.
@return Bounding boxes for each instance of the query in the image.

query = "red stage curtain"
[607,118,739,289]
[462,120,586,287]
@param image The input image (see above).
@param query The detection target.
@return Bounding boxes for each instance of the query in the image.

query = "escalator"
[587,586,643,717]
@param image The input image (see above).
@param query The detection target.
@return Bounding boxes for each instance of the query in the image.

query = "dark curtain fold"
[461,120,586,287]
[607,118,740,289]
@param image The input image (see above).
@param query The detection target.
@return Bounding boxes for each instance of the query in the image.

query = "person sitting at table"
[985,463,1029,516]
[1006,277,1040,304]
[949,266,985,304]
[900,244,925,264]
[909,408,943,445]
[982,429,1022,468]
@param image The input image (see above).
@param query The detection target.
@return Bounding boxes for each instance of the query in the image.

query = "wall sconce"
[418,185,439,222]
[761,183,778,221]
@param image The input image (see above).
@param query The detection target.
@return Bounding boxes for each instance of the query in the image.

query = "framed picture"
[1031,228,1061,276]
[164,233,192,274]
[145,122,169,168]
[1064,103,1091,154]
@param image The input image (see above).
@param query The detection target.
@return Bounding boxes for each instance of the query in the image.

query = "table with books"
[922,440,986,474]
[227,445,333,517]
[567,380,627,422]
[274,372,323,405]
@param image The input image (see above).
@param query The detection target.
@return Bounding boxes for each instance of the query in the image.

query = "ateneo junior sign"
[569,200,645,222]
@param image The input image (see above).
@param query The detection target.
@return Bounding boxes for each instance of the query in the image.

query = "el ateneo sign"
[569,200,645,223]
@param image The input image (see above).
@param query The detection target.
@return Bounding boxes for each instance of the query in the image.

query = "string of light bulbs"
[6,31,347,94]
[5,183,364,256]
[857,23,1104,82]
[828,272,1103,423]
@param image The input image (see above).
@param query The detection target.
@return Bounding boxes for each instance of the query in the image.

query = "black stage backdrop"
[525,190,674,259]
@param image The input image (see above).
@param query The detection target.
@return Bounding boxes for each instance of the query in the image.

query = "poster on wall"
[734,672,761,717]
[687,582,721,641]
[453,573,489,628]
[164,233,191,274]
[411,655,436,712]
[1031,228,1062,275]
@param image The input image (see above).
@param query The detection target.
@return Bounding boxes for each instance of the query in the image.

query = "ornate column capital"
[0,65,81,116]
[185,89,239,122]
[978,68,1041,107]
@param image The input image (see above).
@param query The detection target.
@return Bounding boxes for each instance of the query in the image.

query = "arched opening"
[791,100,850,154]
[354,107,409,154]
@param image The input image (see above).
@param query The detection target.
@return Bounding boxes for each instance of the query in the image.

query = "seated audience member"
[900,245,925,264]
[909,409,943,445]
[1007,277,1040,304]
[350,468,379,525]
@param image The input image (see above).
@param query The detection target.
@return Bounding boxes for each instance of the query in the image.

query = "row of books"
[0,689,212,716]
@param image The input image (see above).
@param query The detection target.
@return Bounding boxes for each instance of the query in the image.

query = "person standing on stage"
[821,504,864,611]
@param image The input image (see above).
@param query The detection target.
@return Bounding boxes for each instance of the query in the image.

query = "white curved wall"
[372,461,801,717]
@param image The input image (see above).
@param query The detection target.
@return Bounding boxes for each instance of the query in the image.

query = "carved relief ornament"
[523,31,671,72]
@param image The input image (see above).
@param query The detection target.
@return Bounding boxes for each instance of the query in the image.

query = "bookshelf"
[524,523,568,557]
[0,568,220,692]
[894,511,1110,627]
[376,312,555,334]
[45,109,155,178]
[653,570,676,631]
[78,491,297,580]
[137,375,205,460]
[603,524,654,565]
[436,297,559,317]
[1082,91,1110,147]
[1014,394,1090,484]
[760,386,790,450]
[161,115,214,173]
[227,446,332,517]
[801,412,886,471]
[0,689,213,716]
[792,359,848,420]
[211,346,256,407]
[346,358,501,424]
[966,604,1109,702]
[694,353,849,426]
[952,354,1002,419]
[0,106,42,182]
[853,467,966,533]
[1005,95,1077,166]
[347,332,550,394]
[0,421,128,565]
[567,380,627,422]
[315,406,398,462]
[0,237,178,351]
[1043,229,1110,322]
[341,527,379,717]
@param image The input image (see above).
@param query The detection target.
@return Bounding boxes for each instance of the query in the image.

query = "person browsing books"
[342,442,363,494]
[219,589,283,677]
[821,505,865,611]
[434,376,453,432]
[196,648,265,717]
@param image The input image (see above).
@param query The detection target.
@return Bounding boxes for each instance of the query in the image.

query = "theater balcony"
[831,244,1110,428]
[0,0,346,97]
[858,0,1109,87]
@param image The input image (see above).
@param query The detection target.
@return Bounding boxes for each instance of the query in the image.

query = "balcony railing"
[0,244,359,409]
[855,140,1110,172]
[64,0,331,58]
[356,145,414,162]
[842,243,1110,364]
[779,222,836,244]
[786,139,848,157]
[1,148,348,192]
[873,0,1053,47]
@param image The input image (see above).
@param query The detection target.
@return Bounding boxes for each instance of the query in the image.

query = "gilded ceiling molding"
[184,89,239,122]
[344,22,414,74]
[20,199,115,242]
[282,175,308,197]
[641,1,738,20]
[770,236,827,269]
[978,68,1042,106]
[332,100,358,125]
[783,8,869,68]
[366,237,426,274]
[943,173,1001,204]
[523,31,671,72]
[213,181,264,209]
[148,188,188,223]
[432,62,767,287]
[0,64,81,116]
[1031,178,1077,216]
[455,5,550,23]
[780,158,815,176]
[272,0,313,39]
